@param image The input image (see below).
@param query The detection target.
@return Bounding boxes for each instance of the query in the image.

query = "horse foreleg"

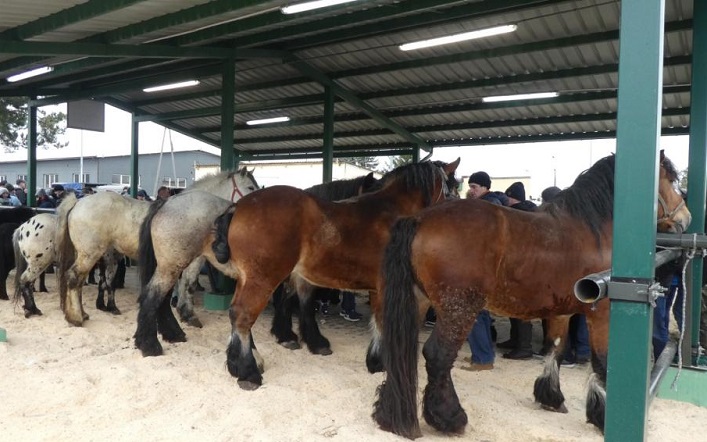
[175,258,204,328]
[298,287,331,355]
[157,293,186,343]
[63,265,90,325]
[0,267,9,300]
[38,271,48,292]
[95,257,107,311]
[533,315,571,413]
[226,279,272,390]
[270,282,301,350]
[585,306,609,432]
[104,253,121,315]
[135,274,180,356]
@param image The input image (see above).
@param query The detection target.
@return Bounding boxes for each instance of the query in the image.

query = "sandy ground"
[1,267,706,442]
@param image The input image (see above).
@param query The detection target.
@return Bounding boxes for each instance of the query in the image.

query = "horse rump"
[373,217,423,440]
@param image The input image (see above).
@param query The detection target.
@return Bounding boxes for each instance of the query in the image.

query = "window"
[43,174,59,188]
[71,173,90,183]
[17,174,27,182]
[161,177,187,188]
[0,175,6,183]
[111,174,131,185]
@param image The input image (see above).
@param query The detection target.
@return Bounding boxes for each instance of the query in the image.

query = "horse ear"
[239,167,247,176]
[362,172,378,191]
[443,157,461,174]
[660,149,665,162]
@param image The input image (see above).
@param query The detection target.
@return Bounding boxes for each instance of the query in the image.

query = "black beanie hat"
[541,186,561,202]
[468,171,491,189]
[505,181,525,201]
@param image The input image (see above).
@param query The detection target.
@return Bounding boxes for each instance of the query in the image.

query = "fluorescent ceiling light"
[143,80,200,93]
[246,116,290,126]
[399,24,517,51]
[282,0,359,15]
[482,92,559,103]
[7,66,54,83]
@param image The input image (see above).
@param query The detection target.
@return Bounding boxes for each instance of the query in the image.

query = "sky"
[4,103,691,200]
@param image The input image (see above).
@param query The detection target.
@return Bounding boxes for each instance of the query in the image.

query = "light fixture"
[7,66,54,83]
[482,92,559,103]
[246,116,290,125]
[399,24,517,51]
[143,80,200,93]
[281,0,359,15]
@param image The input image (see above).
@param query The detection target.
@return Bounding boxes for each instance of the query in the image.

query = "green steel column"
[605,0,665,440]
[221,58,235,171]
[323,86,334,183]
[27,100,38,207]
[130,116,139,197]
[686,0,707,358]
[411,147,419,163]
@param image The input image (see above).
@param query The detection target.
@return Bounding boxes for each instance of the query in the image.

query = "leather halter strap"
[658,194,685,223]
[230,175,245,202]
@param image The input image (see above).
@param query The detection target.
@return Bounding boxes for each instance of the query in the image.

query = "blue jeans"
[564,314,590,361]
[467,310,494,364]
[653,277,684,360]
[341,291,356,312]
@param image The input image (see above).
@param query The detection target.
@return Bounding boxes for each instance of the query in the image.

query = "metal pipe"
[649,341,678,400]
[574,248,683,303]
[656,232,707,249]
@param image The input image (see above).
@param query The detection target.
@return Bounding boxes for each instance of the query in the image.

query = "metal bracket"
[607,280,666,306]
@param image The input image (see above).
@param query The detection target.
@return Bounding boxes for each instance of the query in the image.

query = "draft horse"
[134,160,460,390]
[55,168,259,326]
[372,152,691,439]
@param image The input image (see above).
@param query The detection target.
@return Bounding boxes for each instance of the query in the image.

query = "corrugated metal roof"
[0,0,696,159]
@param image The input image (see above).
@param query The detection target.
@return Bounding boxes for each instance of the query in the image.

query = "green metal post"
[323,86,334,183]
[686,0,707,358]
[129,116,139,197]
[27,100,38,206]
[605,1,665,441]
[221,58,235,171]
[411,146,419,163]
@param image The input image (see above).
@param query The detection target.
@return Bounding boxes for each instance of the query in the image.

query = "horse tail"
[12,227,27,304]
[212,205,235,264]
[373,217,422,439]
[138,198,168,295]
[56,193,79,310]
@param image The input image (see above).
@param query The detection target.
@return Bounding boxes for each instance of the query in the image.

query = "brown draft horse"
[372,152,691,439]
[209,160,460,390]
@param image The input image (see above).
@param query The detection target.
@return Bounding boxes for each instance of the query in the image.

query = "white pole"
[153,127,167,196]
[79,129,84,184]
[169,129,178,187]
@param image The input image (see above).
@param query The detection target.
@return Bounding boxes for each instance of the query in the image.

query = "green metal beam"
[289,56,431,150]
[242,0,562,50]
[323,86,334,182]
[0,39,237,59]
[221,59,235,170]
[0,0,147,41]
[0,0,270,75]
[605,0,665,440]
[240,148,415,159]
[27,101,38,207]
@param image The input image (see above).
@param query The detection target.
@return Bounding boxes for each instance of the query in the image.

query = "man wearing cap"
[15,179,28,206]
[461,171,503,372]
[49,184,65,206]
[497,182,538,360]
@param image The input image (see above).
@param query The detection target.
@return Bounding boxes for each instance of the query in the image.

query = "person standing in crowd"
[49,184,65,206]
[0,187,11,206]
[15,179,28,205]
[157,186,171,200]
[4,184,22,206]
[498,182,538,361]
[36,189,56,209]
[136,189,153,202]
[461,171,502,371]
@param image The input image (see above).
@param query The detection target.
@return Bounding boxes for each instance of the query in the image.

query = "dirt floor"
[1,267,706,441]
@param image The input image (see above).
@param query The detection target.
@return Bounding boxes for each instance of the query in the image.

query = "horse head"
[434,158,461,200]
[657,150,691,233]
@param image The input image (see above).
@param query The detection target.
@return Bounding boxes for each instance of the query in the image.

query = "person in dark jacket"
[461,171,502,372]
[498,182,538,360]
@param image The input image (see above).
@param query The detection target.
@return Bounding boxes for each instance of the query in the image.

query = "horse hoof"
[110,308,122,316]
[313,347,333,356]
[137,342,164,357]
[82,313,90,321]
[187,317,203,328]
[541,403,568,414]
[164,333,187,343]
[237,380,261,391]
[0,294,9,301]
[24,308,43,318]
[280,340,301,350]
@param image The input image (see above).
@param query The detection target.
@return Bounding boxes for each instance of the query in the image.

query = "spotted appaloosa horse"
[170,160,458,390]
[55,168,259,327]
[372,152,691,439]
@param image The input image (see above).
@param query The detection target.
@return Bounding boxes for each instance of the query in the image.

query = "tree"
[1,97,66,153]
[385,155,412,171]
[341,155,379,171]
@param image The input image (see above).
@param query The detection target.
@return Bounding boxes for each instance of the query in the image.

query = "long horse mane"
[305,175,371,200]
[541,154,615,239]
[661,154,679,183]
[368,161,448,206]
[188,168,258,192]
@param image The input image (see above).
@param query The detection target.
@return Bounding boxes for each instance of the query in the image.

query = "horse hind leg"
[135,272,182,356]
[533,315,571,413]
[104,253,121,315]
[270,282,301,350]
[175,258,204,328]
[19,265,45,317]
[298,286,331,355]
[584,309,609,432]
[63,264,90,325]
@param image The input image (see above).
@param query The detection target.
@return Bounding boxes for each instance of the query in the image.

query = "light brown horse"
[372,152,691,439]
[188,160,459,390]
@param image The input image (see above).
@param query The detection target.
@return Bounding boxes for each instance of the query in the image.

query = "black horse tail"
[56,193,79,310]
[212,206,235,264]
[373,217,422,440]
[12,227,27,304]
[138,198,168,296]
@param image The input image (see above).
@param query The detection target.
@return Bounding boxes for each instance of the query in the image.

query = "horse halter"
[230,175,247,202]
[657,194,686,227]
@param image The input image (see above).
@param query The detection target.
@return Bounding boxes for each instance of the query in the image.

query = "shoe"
[576,355,591,364]
[502,349,533,360]
[560,359,577,368]
[424,320,436,328]
[340,309,362,322]
[319,302,330,315]
[460,362,494,372]
[497,339,516,350]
